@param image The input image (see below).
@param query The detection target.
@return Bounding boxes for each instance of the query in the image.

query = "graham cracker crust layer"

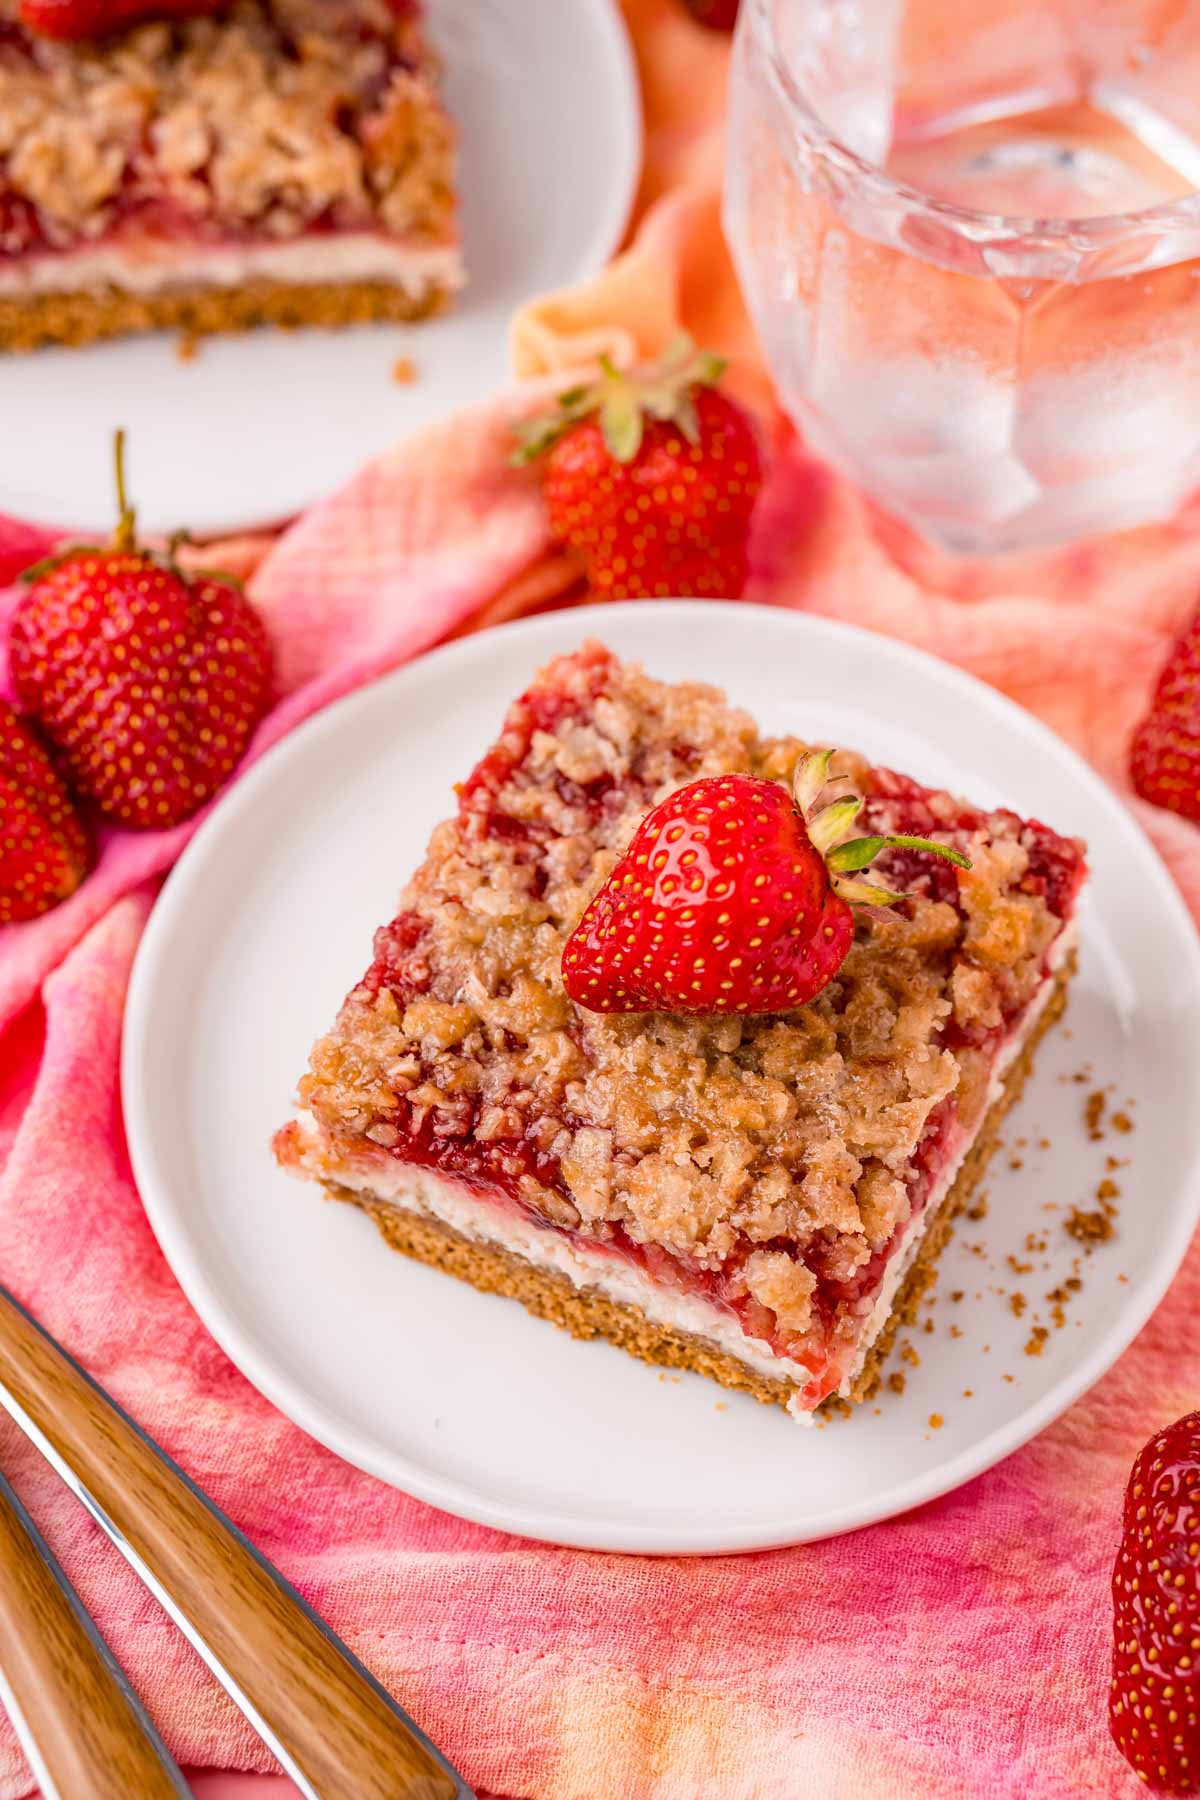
[330,956,1075,1419]
[0,277,452,353]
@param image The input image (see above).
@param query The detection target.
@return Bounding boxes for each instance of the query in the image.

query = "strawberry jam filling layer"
[281,645,1087,1413]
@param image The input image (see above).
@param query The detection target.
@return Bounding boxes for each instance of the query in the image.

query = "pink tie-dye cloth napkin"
[5,3,1200,1794]
[4,399,1200,1800]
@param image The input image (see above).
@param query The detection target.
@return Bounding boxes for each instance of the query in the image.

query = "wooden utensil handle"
[0,1470,189,1800]
[0,1287,463,1800]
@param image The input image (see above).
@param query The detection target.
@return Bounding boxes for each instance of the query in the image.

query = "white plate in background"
[0,0,640,537]
[123,603,1200,1553]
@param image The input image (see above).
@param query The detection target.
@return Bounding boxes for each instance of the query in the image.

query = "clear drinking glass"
[724,0,1200,554]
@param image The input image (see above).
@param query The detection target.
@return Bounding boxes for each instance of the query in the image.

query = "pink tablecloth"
[6,409,1200,1800]
[6,1,1200,1795]
[189,1781,293,1799]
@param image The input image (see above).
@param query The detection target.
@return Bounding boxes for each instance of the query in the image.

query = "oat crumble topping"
[0,0,454,251]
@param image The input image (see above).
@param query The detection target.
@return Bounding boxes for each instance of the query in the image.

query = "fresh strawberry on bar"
[562,751,971,1015]
[0,701,90,923]
[10,433,272,832]
[513,338,764,601]
[1111,1411,1200,1793]
[1131,605,1200,824]
[18,0,221,40]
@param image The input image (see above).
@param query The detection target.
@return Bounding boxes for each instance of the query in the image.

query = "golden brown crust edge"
[0,277,452,353]
[327,955,1075,1420]
[845,953,1073,1407]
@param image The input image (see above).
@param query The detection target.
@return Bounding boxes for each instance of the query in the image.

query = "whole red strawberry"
[0,701,90,923]
[1111,1411,1200,1792]
[562,752,969,1015]
[1131,608,1200,824]
[18,0,221,40]
[513,339,763,601]
[11,433,271,832]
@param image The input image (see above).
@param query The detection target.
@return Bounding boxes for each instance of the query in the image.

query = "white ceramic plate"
[123,602,1200,1554]
[0,0,639,537]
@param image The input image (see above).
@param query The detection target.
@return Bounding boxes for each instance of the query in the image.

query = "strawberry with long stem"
[562,751,971,1016]
[10,432,272,832]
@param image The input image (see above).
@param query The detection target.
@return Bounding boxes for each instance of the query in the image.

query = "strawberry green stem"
[791,746,972,907]
[111,428,136,553]
[827,834,972,874]
[18,430,199,590]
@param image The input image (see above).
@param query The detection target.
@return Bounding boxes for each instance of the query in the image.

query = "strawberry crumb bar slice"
[274,645,1087,1421]
[0,0,460,351]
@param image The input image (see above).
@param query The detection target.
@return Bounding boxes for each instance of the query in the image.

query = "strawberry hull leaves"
[562,752,970,1017]
[512,346,728,466]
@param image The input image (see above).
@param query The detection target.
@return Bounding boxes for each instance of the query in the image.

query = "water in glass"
[725,0,1200,553]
